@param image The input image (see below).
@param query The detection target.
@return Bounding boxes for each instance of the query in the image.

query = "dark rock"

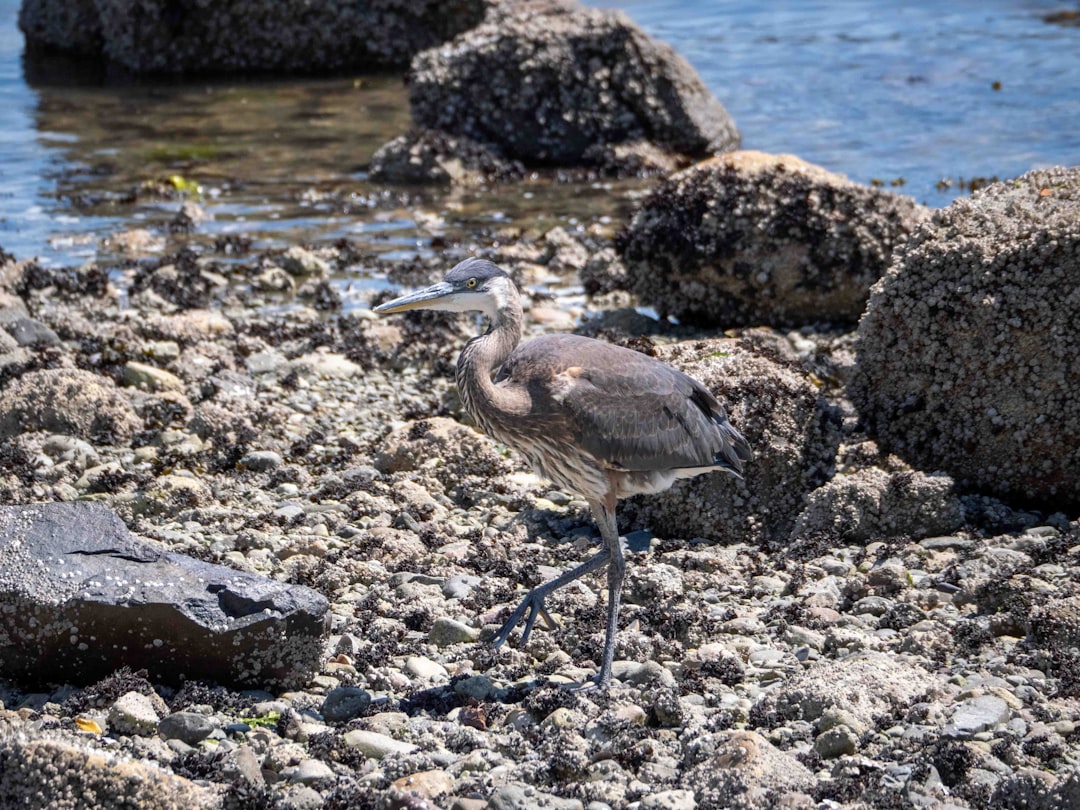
[618,151,928,327]
[320,686,372,723]
[852,166,1080,507]
[0,502,330,688]
[621,338,840,545]
[370,128,523,185]
[4,317,61,347]
[20,0,487,73]
[409,0,738,164]
[0,368,141,444]
[158,711,216,745]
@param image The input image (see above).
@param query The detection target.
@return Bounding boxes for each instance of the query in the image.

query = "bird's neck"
[457,292,528,426]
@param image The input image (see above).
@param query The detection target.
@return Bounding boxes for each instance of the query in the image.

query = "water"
[0,0,1077,267]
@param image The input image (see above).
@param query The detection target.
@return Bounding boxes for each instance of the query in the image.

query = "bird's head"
[374,258,516,319]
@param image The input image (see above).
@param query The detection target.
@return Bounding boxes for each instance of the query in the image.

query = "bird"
[374,257,751,688]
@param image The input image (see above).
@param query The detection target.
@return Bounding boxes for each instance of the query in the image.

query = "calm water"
[0,0,1077,267]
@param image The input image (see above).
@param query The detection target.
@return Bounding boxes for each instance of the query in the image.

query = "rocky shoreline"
[3,0,1080,808]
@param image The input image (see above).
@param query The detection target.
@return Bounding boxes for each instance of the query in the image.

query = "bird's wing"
[504,336,747,474]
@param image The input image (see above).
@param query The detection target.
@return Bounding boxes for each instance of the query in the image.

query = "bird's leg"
[592,495,624,690]
[491,548,610,649]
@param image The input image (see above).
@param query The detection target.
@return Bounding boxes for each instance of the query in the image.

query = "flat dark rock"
[0,502,329,688]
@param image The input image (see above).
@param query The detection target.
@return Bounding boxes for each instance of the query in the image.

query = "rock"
[320,686,372,723]
[405,656,448,681]
[278,246,331,278]
[282,759,335,785]
[408,0,738,165]
[370,128,523,185]
[621,339,840,545]
[753,651,933,733]
[375,417,511,490]
[5,317,60,347]
[239,450,284,472]
[428,616,480,647]
[284,352,361,380]
[639,789,697,810]
[852,166,1080,506]
[0,717,217,808]
[123,361,184,392]
[813,725,858,758]
[21,0,486,73]
[618,151,928,327]
[486,783,584,810]
[946,695,1011,738]
[158,712,216,746]
[132,474,212,516]
[107,691,161,737]
[342,729,418,759]
[686,731,815,809]
[1028,595,1080,652]
[391,769,455,801]
[0,502,329,688]
[0,368,141,443]
[580,247,629,297]
[790,468,964,543]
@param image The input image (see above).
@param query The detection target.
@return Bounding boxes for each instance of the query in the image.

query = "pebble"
[282,759,335,784]
[107,692,161,737]
[158,712,216,745]
[946,695,1011,738]
[320,686,372,723]
[392,769,455,799]
[638,789,697,810]
[406,655,449,681]
[342,729,418,759]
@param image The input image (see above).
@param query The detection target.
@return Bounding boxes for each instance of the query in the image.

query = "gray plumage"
[375,257,750,688]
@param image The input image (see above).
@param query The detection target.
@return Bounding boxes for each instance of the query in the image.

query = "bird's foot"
[491,588,559,649]
[561,671,613,693]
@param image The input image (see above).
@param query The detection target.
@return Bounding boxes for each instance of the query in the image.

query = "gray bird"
[375,257,750,688]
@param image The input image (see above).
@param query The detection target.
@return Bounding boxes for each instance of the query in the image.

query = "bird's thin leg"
[592,495,624,690]
[491,548,610,649]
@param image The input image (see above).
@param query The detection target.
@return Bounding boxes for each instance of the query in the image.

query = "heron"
[374,257,750,688]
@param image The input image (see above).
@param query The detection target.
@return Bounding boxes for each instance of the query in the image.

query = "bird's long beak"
[373,281,454,315]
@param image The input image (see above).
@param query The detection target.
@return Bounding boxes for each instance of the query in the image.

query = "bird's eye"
[466,278,478,288]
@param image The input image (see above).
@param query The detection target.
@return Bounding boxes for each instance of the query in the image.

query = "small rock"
[406,656,448,681]
[159,712,216,745]
[283,759,334,785]
[123,361,184,392]
[342,729,418,759]
[320,686,372,723]
[391,769,455,800]
[239,450,284,472]
[813,725,859,758]
[486,783,584,810]
[107,691,161,737]
[947,695,1011,738]
[639,789,697,810]
[428,616,480,647]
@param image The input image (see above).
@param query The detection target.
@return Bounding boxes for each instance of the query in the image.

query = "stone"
[852,166,1080,506]
[239,450,284,472]
[158,712,215,746]
[408,0,738,165]
[375,417,511,490]
[391,769,455,800]
[5,317,60,347]
[342,729,418,759]
[428,616,480,647]
[107,691,161,737]
[370,128,523,185]
[0,368,141,443]
[0,502,329,688]
[123,361,184,392]
[686,731,815,810]
[621,339,840,544]
[320,686,372,723]
[486,783,584,810]
[946,695,1011,738]
[405,656,449,681]
[21,0,486,73]
[639,790,697,810]
[790,468,964,543]
[282,759,335,785]
[278,246,331,277]
[0,717,217,808]
[618,151,927,327]
[753,651,934,734]
[813,725,858,758]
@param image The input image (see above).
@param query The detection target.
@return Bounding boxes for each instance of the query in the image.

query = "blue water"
[0,0,1077,266]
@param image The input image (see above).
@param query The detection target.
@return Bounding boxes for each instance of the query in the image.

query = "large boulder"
[620,338,840,546]
[20,0,487,73]
[407,0,739,165]
[617,151,928,327]
[851,167,1080,507]
[0,501,330,688]
[0,368,141,444]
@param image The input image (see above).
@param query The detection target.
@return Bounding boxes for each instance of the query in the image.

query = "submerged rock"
[618,151,928,327]
[0,501,330,687]
[621,338,840,546]
[408,0,739,165]
[852,166,1080,507]
[20,0,487,73]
